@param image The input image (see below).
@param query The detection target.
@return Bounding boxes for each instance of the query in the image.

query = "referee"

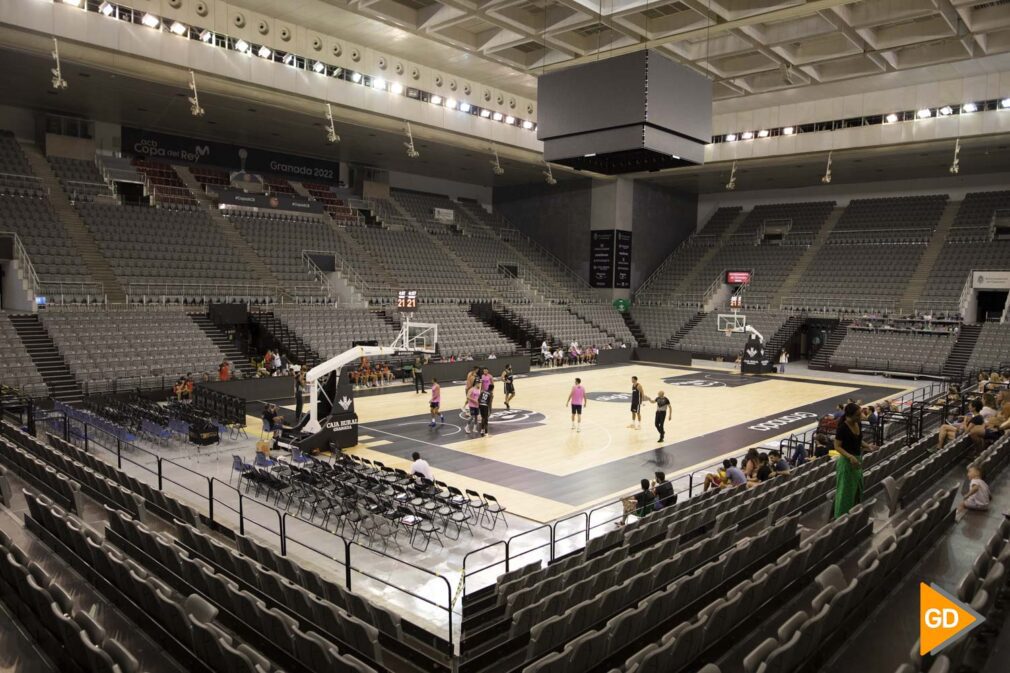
[653,390,672,443]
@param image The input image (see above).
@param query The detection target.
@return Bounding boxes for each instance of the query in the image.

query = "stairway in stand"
[809,320,851,370]
[665,312,706,348]
[8,314,83,404]
[251,311,322,369]
[189,313,256,378]
[622,312,647,347]
[18,142,125,302]
[941,324,982,379]
[898,199,961,313]
[766,314,805,357]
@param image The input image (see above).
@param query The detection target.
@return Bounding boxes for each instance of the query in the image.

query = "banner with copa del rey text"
[972,271,1010,290]
[217,189,324,214]
[121,127,340,181]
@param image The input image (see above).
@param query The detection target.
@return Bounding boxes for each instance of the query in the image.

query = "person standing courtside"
[652,390,672,442]
[412,356,425,394]
[466,381,481,434]
[429,378,444,428]
[502,364,516,410]
[566,377,587,432]
[629,376,649,430]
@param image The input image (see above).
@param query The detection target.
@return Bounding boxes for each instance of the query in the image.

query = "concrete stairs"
[622,312,648,347]
[9,314,83,404]
[941,323,982,379]
[671,210,750,297]
[250,311,321,369]
[766,314,805,356]
[189,313,256,378]
[172,166,281,293]
[809,320,851,369]
[19,142,125,303]
[898,199,961,313]
[771,206,845,308]
[666,311,706,347]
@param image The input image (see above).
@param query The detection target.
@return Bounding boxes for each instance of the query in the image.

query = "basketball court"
[283,360,911,522]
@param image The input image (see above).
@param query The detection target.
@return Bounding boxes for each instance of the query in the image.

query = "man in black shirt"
[478,383,494,437]
[653,471,676,509]
[653,390,672,442]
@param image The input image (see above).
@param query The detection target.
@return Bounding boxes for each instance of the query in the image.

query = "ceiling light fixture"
[725,133,737,141]
[522,120,534,130]
[50,37,67,90]
[445,98,457,110]
[257,45,272,59]
[492,112,503,121]
[312,60,326,74]
[141,13,160,28]
[282,53,295,66]
[235,39,251,54]
[916,108,932,119]
[505,116,515,125]
[885,113,898,123]
[949,137,960,175]
[480,109,491,118]
[938,105,952,116]
[782,126,795,135]
[741,131,754,140]
[62,0,83,7]
[187,69,204,117]
[430,95,443,105]
[1001,98,1010,109]
[324,103,340,144]
[490,145,504,176]
[372,77,386,90]
[757,129,769,138]
[170,21,187,36]
[390,82,404,95]
[725,161,736,191]
[404,121,419,158]
[350,72,362,83]
[962,102,977,113]
[460,102,472,113]
[99,2,114,16]
[199,29,213,43]
[821,150,832,184]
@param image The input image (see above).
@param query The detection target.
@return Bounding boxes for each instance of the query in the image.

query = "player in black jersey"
[629,376,649,430]
[501,364,516,410]
[478,383,494,437]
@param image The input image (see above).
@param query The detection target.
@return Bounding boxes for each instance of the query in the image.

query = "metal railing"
[299,251,339,305]
[126,281,282,304]
[0,231,40,300]
[302,248,371,299]
[39,280,107,305]
[779,295,899,315]
[496,227,592,293]
[39,411,458,646]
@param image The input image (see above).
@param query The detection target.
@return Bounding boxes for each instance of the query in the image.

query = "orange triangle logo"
[920,582,984,655]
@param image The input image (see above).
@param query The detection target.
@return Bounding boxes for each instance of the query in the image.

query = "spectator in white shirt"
[410,452,434,481]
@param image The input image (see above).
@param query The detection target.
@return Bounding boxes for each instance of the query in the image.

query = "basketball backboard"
[392,319,438,353]
[717,313,747,333]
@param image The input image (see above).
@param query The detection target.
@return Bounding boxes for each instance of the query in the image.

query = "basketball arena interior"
[2,1,1010,672]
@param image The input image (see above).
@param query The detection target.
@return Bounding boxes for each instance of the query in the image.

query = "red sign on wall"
[726,271,751,285]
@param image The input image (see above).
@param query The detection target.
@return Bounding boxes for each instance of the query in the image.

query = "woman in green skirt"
[833,402,877,518]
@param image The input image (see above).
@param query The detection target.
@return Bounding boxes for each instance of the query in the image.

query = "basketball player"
[629,376,649,429]
[653,390,671,442]
[565,377,587,432]
[501,364,516,410]
[478,383,494,437]
[464,365,480,414]
[466,382,481,434]
[429,378,444,428]
[480,367,493,392]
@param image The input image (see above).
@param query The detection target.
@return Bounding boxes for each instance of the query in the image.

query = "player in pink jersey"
[465,383,481,434]
[428,379,444,428]
[480,368,492,392]
[565,377,587,432]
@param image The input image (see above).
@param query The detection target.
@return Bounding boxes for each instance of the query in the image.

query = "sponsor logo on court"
[456,408,545,424]
[663,378,726,388]
[920,583,983,655]
[747,411,818,432]
[587,392,633,402]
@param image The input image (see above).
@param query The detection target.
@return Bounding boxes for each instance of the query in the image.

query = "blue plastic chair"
[254,452,276,468]
[230,455,253,486]
[290,446,311,466]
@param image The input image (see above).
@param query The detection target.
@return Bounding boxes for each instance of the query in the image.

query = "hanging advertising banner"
[615,230,632,289]
[590,230,615,288]
[216,189,324,214]
[973,271,1010,289]
[122,127,340,181]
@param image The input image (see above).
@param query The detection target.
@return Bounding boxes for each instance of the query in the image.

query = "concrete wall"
[493,177,594,280]
[0,104,35,141]
[632,181,697,288]
[388,170,492,203]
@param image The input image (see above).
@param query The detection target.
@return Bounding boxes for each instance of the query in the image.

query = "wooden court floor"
[294,363,910,523]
